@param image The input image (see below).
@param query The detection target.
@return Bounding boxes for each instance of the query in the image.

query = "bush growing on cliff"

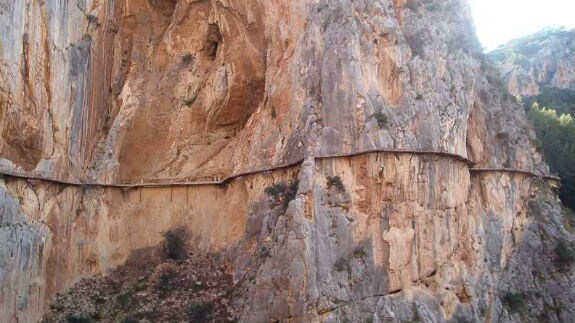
[503,292,525,312]
[265,180,299,209]
[187,302,213,321]
[183,95,197,107]
[86,14,99,27]
[66,315,96,323]
[374,112,388,128]
[117,290,134,309]
[265,183,287,199]
[156,267,177,295]
[162,226,191,260]
[181,53,194,65]
[554,240,575,270]
[327,176,345,192]
[334,257,348,272]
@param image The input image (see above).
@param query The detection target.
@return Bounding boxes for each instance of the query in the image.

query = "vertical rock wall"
[0,0,573,322]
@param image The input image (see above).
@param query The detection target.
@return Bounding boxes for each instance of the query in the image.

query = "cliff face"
[489,28,575,211]
[489,28,575,97]
[1,1,574,323]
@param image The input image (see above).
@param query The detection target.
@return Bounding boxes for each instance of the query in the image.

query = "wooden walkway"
[0,149,560,188]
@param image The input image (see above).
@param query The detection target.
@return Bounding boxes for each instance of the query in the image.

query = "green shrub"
[187,302,213,321]
[353,247,367,258]
[327,176,345,192]
[265,183,287,199]
[120,317,138,323]
[334,258,348,272]
[162,226,191,260]
[258,245,270,258]
[183,95,197,107]
[117,290,134,309]
[87,15,99,26]
[265,180,299,208]
[503,292,525,312]
[66,315,95,323]
[156,268,177,294]
[527,104,575,210]
[554,240,575,269]
[374,112,388,128]
[181,53,194,65]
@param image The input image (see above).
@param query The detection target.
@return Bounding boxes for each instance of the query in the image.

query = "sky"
[468,0,575,51]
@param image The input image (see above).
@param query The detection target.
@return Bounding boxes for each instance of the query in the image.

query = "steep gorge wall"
[1,153,559,323]
[489,28,575,97]
[1,0,573,322]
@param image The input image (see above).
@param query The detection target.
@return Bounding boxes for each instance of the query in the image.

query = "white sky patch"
[468,0,575,51]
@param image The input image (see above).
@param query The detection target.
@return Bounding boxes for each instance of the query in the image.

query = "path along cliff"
[1,0,574,322]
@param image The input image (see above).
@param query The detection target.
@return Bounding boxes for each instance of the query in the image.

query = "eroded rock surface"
[489,28,575,97]
[1,1,573,322]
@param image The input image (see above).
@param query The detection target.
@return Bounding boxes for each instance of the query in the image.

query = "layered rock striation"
[1,1,573,322]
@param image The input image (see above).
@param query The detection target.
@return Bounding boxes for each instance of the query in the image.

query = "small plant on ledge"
[374,111,388,128]
[327,175,345,192]
[183,95,197,107]
[264,180,299,209]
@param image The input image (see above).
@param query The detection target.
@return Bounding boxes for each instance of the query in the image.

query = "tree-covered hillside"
[490,28,575,210]
[527,104,575,210]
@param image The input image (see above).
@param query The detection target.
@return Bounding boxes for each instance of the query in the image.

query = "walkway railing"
[0,149,560,188]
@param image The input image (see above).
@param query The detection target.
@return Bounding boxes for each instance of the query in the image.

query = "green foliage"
[86,15,99,26]
[374,112,388,128]
[181,53,194,65]
[66,315,95,323]
[157,268,177,294]
[490,28,571,64]
[183,95,197,107]
[416,94,424,100]
[117,290,134,309]
[527,104,575,210]
[120,317,138,323]
[525,87,575,117]
[264,180,299,208]
[554,240,575,269]
[334,257,348,272]
[162,226,191,260]
[258,245,270,258]
[353,247,367,258]
[327,176,345,192]
[187,302,213,322]
[265,183,287,199]
[503,292,525,312]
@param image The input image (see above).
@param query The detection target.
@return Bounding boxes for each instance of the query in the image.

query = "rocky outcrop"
[1,1,573,322]
[489,28,575,97]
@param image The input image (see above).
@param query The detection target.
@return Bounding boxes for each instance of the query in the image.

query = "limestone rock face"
[489,28,575,97]
[0,1,573,323]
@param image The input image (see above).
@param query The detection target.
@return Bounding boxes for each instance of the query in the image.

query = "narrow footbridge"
[0,149,560,188]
